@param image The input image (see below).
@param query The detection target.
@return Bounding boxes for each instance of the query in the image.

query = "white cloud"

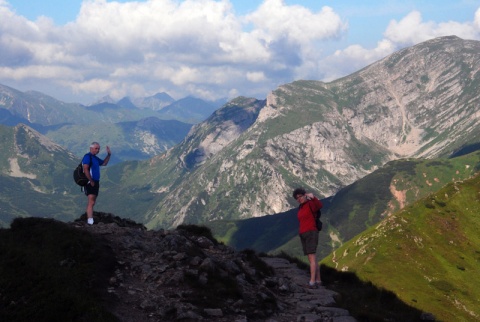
[246,71,266,82]
[245,0,346,44]
[69,78,115,95]
[476,8,480,29]
[0,0,479,104]
[384,11,479,46]
[0,65,78,80]
[318,39,395,81]
[170,66,203,85]
[1,0,350,102]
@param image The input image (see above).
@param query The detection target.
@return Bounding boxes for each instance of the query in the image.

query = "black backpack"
[73,154,92,187]
[308,202,323,231]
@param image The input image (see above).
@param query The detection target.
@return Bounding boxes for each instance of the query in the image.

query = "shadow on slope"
[209,197,332,254]
[207,208,298,252]
[274,252,427,322]
[0,217,117,322]
[449,141,480,158]
[320,264,428,322]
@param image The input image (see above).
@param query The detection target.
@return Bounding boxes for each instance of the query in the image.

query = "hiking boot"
[306,282,318,289]
[87,218,94,225]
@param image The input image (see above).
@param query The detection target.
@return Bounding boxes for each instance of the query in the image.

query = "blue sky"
[1,0,479,104]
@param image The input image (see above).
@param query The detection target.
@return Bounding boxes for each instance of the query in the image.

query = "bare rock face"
[333,36,480,159]
[72,213,356,321]
[143,36,480,228]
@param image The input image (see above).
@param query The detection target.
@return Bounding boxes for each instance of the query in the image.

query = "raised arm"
[102,146,112,166]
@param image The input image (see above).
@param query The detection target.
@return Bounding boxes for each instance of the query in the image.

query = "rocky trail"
[260,257,357,322]
[72,213,357,322]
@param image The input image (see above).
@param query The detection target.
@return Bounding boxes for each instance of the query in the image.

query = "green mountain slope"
[321,173,480,322]
[0,124,86,227]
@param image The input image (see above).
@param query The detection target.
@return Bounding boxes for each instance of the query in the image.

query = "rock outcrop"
[73,213,356,321]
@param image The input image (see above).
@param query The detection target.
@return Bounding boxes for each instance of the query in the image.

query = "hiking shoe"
[306,282,318,289]
[87,218,94,225]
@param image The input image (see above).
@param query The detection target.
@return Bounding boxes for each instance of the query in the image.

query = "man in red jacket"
[293,187,323,288]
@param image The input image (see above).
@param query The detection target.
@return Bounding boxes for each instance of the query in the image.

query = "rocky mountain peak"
[138,36,480,227]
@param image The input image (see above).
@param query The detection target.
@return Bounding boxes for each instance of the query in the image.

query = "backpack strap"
[81,154,93,192]
[308,201,323,231]
[307,201,316,219]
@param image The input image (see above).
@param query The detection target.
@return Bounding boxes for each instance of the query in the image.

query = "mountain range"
[1,35,479,231]
[0,85,223,163]
[1,35,480,320]
[95,35,480,230]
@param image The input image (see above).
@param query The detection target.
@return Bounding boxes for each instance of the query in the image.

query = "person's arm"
[102,146,112,166]
[306,193,323,211]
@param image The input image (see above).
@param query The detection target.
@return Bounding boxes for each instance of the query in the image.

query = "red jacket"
[297,197,323,234]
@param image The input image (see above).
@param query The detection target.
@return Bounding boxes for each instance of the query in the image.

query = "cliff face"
[133,36,480,229]
[335,35,480,158]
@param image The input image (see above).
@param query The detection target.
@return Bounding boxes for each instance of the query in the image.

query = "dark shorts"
[84,181,100,196]
[299,230,319,255]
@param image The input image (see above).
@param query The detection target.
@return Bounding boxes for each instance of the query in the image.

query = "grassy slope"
[0,125,87,227]
[321,174,480,321]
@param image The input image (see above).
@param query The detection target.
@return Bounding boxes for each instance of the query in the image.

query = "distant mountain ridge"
[132,92,175,110]
[46,117,193,163]
[0,84,224,162]
[93,92,176,111]
[0,83,223,127]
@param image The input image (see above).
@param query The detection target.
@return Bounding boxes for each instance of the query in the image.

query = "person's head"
[89,142,100,155]
[293,187,307,203]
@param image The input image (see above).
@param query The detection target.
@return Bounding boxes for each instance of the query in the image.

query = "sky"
[1,0,479,105]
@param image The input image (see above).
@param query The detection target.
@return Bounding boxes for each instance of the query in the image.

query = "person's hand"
[90,181,95,186]
[106,146,111,155]
[306,192,314,199]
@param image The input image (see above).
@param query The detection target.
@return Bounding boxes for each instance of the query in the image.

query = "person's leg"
[86,194,96,223]
[307,253,317,284]
[304,231,321,284]
[314,257,321,284]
